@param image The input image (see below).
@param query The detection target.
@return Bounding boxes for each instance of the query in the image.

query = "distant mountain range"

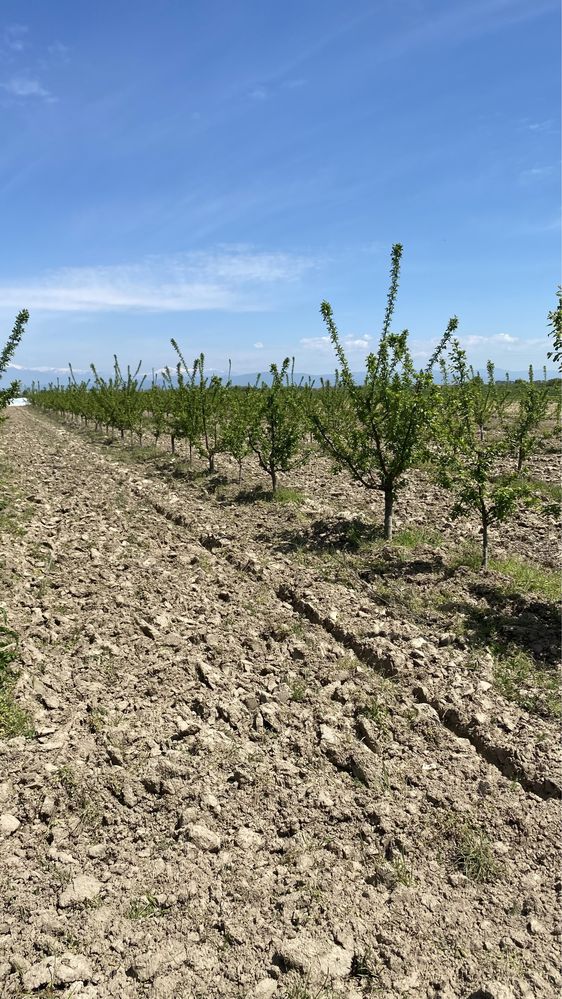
[7,366,560,389]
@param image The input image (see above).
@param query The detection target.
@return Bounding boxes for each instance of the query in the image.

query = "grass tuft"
[493,646,561,719]
[392,526,443,548]
[450,544,561,601]
[0,617,34,739]
[443,815,499,883]
[127,894,167,919]
[273,486,305,505]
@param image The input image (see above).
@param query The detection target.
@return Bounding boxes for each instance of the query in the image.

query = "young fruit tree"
[310,244,457,540]
[0,310,29,416]
[436,340,536,569]
[547,288,562,372]
[221,386,258,484]
[509,365,550,472]
[249,358,307,494]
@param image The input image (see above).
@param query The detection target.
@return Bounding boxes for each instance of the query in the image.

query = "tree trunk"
[209,453,215,475]
[171,434,175,454]
[238,459,243,485]
[481,514,489,570]
[271,466,278,494]
[383,485,394,541]
[517,446,523,472]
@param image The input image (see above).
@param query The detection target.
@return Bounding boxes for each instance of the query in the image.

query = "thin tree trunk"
[383,485,394,541]
[481,513,489,569]
[517,446,523,472]
[171,434,175,454]
[271,466,278,494]
[238,459,243,485]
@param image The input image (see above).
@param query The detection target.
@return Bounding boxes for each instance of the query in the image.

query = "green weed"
[359,698,389,729]
[127,893,167,919]
[291,681,308,703]
[273,486,305,505]
[0,618,34,738]
[443,815,499,883]
[392,526,443,548]
[450,544,561,600]
[493,647,561,719]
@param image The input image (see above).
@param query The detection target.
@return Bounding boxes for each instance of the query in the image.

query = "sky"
[0,0,560,380]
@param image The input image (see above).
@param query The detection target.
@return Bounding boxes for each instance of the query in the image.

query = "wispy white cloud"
[519,164,556,183]
[0,249,317,314]
[253,341,264,349]
[282,78,307,90]
[462,333,518,347]
[459,332,552,355]
[527,119,555,132]
[8,363,87,374]
[2,24,28,53]
[46,40,70,62]
[249,86,268,101]
[300,334,371,352]
[2,75,55,101]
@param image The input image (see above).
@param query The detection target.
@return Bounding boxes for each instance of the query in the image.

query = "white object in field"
[8,397,30,407]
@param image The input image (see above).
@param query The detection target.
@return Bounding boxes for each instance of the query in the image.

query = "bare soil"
[0,408,560,999]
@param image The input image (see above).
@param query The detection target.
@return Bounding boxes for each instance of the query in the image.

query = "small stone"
[40,796,55,819]
[87,844,107,859]
[413,703,440,724]
[185,823,221,852]
[55,954,93,985]
[0,814,20,835]
[22,954,93,990]
[274,684,291,705]
[139,619,157,639]
[59,874,102,908]
[275,935,353,983]
[201,792,221,814]
[252,979,278,997]
[128,940,187,982]
[319,724,338,745]
[527,918,544,935]
[235,827,263,850]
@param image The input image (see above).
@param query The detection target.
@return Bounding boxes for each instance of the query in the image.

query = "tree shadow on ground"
[439,581,560,667]
[231,484,273,505]
[359,550,447,580]
[278,515,384,554]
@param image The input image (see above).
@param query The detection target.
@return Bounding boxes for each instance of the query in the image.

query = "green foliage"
[92,357,147,442]
[444,816,499,883]
[163,344,200,458]
[493,646,561,719]
[249,358,308,493]
[220,386,258,482]
[436,342,538,569]
[509,365,550,471]
[0,309,29,414]
[547,287,562,372]
[310,244,457,539]
[0,614,34,739]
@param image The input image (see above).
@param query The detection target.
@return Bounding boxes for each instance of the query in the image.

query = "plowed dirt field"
[0,408,560,999]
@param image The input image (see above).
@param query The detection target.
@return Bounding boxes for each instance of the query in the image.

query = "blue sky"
[0,0,559,378]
